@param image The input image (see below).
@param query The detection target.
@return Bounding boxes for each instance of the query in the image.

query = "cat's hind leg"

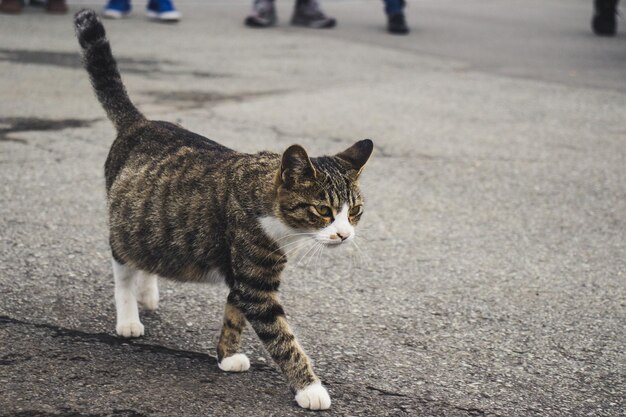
[217,302,250,372]
[112,259,144,338]
[135,271,159,311]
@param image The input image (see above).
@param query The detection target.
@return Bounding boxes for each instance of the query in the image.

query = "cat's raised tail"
[74,9,145,131]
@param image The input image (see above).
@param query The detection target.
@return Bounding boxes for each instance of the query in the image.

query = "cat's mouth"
[324,241,343,247]
[316,237,351,247]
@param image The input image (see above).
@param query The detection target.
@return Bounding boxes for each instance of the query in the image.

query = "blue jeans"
[384,0,405,15]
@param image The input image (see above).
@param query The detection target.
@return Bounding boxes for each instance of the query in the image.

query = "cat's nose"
[337,232,350,241]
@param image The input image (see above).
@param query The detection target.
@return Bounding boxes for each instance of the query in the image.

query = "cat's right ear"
[280,145,317,186]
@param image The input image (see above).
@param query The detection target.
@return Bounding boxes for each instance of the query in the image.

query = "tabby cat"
[74,9,373,410]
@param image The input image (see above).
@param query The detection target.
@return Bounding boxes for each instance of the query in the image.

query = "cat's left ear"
[336,139,374,178]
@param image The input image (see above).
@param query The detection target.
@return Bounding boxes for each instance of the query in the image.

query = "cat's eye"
[315,205,333,218]
[349,205,363,217]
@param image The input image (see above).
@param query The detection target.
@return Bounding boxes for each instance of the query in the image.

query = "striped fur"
[74,9,373,404]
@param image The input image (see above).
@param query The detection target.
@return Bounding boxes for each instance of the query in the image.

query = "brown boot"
[46,0,67,14]
[0,0,23,14]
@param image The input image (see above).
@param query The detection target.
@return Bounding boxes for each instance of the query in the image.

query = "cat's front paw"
[295,382,331,410]
[116,321,144,338]
[218,353,250,372]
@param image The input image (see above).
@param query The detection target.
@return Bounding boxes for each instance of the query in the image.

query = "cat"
[74,9,373,411]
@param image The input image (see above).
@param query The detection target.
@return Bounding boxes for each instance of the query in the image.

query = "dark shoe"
[46,0,67,14]
[291,0,336,29]
[387,13,409,35]
[592,0,618,36]
[0,0,23,14]
[245,0,277,28]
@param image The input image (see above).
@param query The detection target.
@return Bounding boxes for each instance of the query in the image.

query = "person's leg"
[385,0,409,35]
[291,0,336,29]
[103,0,131,19]
[0,0,23,14]
[592,0,620,36]
[245,0,277,28]
[146,0,181,22]
[46,0,68,14]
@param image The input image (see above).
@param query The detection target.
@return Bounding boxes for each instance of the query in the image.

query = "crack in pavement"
[366,385,408,397]
[365,385,499,417]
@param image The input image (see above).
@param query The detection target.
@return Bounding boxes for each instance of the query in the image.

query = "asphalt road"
[1,1,625,416]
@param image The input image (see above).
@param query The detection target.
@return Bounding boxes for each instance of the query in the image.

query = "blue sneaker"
[103,0,131,19]
[146,0,181,22]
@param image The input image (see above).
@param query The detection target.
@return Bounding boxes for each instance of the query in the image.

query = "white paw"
[295,382,331,410]
[138,291,159,311]
[218,353,250,372]
[116,321,144,338]
[136,273,159,310]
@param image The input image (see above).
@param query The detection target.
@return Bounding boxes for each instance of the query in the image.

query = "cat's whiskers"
[295,240,321,268]
[273,232,317,243]
[264,236,312,261]
[274,239,314,265]
[351,239,371,268]
[261,233,318,264]
[304,242,323,268]
[312,242,326,278]
[292,241,316,267]
[275,244,308,265]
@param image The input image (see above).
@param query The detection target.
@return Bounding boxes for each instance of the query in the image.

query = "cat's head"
[274,139,373,246]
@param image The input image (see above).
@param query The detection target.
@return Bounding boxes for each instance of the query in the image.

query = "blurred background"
[1,1,625,416]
